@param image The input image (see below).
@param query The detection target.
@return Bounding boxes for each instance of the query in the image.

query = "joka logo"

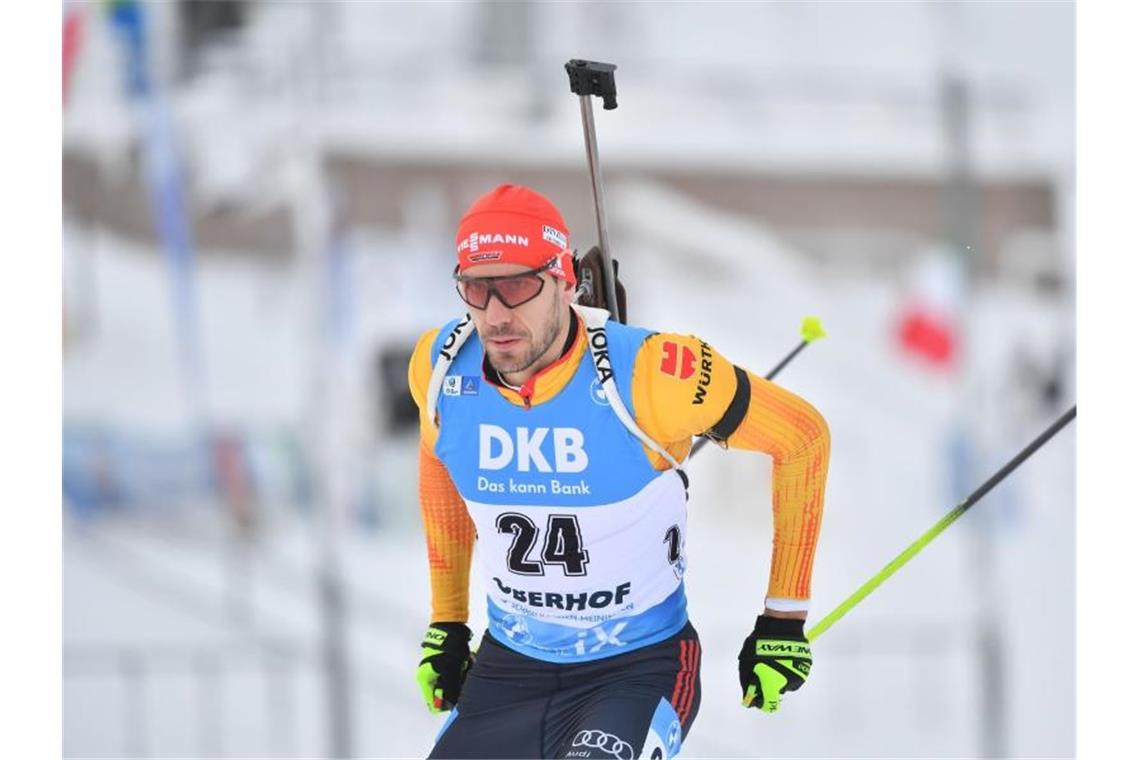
[586,326,614,385]
[660,341,696,379]
[439,314,472,362]
[479,424,588,473]
[571,730,634,760]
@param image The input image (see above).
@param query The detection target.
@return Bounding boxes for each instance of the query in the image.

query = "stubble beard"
[486,299,564,377]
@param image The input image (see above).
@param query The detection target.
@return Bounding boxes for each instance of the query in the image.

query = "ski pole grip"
[565,59,618,110]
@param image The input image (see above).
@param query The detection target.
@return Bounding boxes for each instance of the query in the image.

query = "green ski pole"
[807,404,1076,642]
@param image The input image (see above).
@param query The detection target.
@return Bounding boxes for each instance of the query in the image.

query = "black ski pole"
[692,316,826,456]
[808,403,1077,641]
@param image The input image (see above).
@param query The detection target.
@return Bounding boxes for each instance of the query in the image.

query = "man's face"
[459,262,575,377]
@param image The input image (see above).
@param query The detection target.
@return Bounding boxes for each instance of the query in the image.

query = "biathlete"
[407,184,830,759]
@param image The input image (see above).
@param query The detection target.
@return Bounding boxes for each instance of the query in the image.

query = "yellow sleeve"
[407,328,475,623]
[727,372,830,607]
[408,328,441,450]
[631,333,739,466]
[632,334,830,609]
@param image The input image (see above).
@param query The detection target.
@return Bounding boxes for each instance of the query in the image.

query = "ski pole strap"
[806,404,1076,643]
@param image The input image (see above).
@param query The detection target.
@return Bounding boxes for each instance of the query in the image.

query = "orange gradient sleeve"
[727,372,830,606]
[409,328,441,450]
[416,443,476,623]
[408,328,475,623]
[633,334,830,608]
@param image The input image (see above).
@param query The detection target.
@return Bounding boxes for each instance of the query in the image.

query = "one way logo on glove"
[755,641,811,656]
[479,424,588,473]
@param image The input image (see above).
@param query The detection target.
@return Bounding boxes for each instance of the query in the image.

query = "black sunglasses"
[453,259,558,310]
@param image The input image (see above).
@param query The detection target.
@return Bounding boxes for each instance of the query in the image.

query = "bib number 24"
[496,513,589,577]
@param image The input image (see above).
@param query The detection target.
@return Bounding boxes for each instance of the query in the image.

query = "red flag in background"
[63,1,85,103]
[894,249,965,371]
[897,307,956,367]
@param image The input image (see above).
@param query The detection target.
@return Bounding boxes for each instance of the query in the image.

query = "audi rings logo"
[571,730,634,760]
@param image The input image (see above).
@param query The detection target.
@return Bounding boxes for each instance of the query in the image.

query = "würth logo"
[660,341,696,380]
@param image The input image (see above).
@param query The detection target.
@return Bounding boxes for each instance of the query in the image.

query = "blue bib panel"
[430,317,691,663]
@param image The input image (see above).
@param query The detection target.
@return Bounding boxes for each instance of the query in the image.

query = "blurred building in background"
[63,2,1074,758]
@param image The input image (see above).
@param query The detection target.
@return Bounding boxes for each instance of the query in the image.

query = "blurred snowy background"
[62,1,1074,757]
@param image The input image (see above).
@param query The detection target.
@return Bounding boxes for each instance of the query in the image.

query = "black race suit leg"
[429,623,701,760]
[548,623,701,759]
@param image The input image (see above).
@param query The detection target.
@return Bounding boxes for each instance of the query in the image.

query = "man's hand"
[738,615,812,713]
[416,623,475,713]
